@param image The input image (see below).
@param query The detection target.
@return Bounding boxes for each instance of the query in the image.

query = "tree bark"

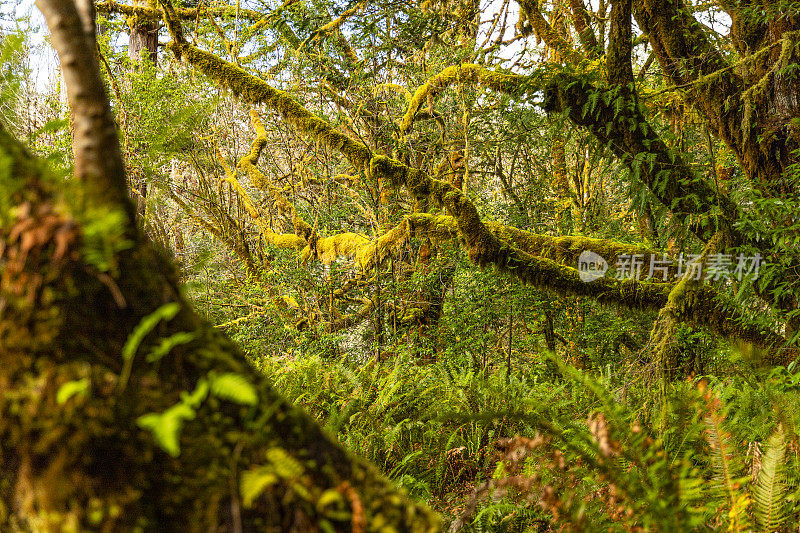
[129,1,159,64]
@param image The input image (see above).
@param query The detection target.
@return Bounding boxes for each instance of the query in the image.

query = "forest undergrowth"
[212,285,800,532]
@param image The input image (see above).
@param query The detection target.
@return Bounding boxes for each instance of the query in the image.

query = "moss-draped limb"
[399,64,532,135]
[390,61,746,250]
[176,42,372,165]
[96,0,267,23]
[372,158,782,350]
[160,6,727,252]
[374,83,412,103]
[408,213,661,275]
[296,220,410,270]
[235,110,313,239]
[633,0,800,199]
[196,113,411,273]
[646,232,724,377]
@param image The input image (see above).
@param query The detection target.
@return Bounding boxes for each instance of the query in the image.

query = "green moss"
[165,39,372,170]
[399,64,529,135]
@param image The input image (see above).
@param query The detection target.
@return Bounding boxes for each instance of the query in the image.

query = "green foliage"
[121,302,182,361]
[80,207,135,275]
[754,426,787,532]
[15,0,800,528]
[137,378,208,457]
[208,371,258,406]
[250,342,800,530]
[137,400,198,458]
[146,331,196,362]
[0,27,27,131]
[56,378,90,405]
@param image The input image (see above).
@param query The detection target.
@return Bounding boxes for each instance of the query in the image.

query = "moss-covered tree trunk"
[0,2,438,531]
[129,0,159,65]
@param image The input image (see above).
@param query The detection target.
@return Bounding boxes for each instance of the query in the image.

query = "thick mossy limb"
[0,100,437,532]
[646,233,787,375]
[96,0,266,23]
[213,110,311,253]
[646,234,724,378]
[409,213,668,279]
[296,220,410,269]
[376,159,783,350]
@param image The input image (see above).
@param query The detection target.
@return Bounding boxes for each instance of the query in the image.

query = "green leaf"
[210,372,258,406]
[755,426,787,532]
[266,447,305,479]
[122,302,182,361]
[180,378,209,408]
[56,378,90,405]
[240,466,278,507]
[137,402,196,457]
[146,331,196,362]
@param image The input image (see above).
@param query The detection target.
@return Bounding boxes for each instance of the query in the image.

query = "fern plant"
[754,425,787,532]
[449,357,800,532]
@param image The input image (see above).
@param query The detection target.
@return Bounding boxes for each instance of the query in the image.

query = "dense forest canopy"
[1,0,800,531]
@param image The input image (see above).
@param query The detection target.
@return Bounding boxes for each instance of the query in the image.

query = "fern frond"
[754,425,787,532]
[704,397,751,532]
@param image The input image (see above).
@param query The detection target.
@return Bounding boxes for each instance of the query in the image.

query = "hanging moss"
[302,232,369,265]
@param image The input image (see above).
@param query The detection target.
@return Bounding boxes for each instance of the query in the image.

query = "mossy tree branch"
[96,0,267,23]
[515,0,583,63]
[397,61,747,249]
[633,0,800,199]
[543,75,745,245]
[568,0,601,58]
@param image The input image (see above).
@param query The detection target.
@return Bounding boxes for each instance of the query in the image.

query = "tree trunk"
[129,0,159,64]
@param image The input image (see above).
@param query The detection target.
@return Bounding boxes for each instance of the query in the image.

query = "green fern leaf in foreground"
[754,425,787,532]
